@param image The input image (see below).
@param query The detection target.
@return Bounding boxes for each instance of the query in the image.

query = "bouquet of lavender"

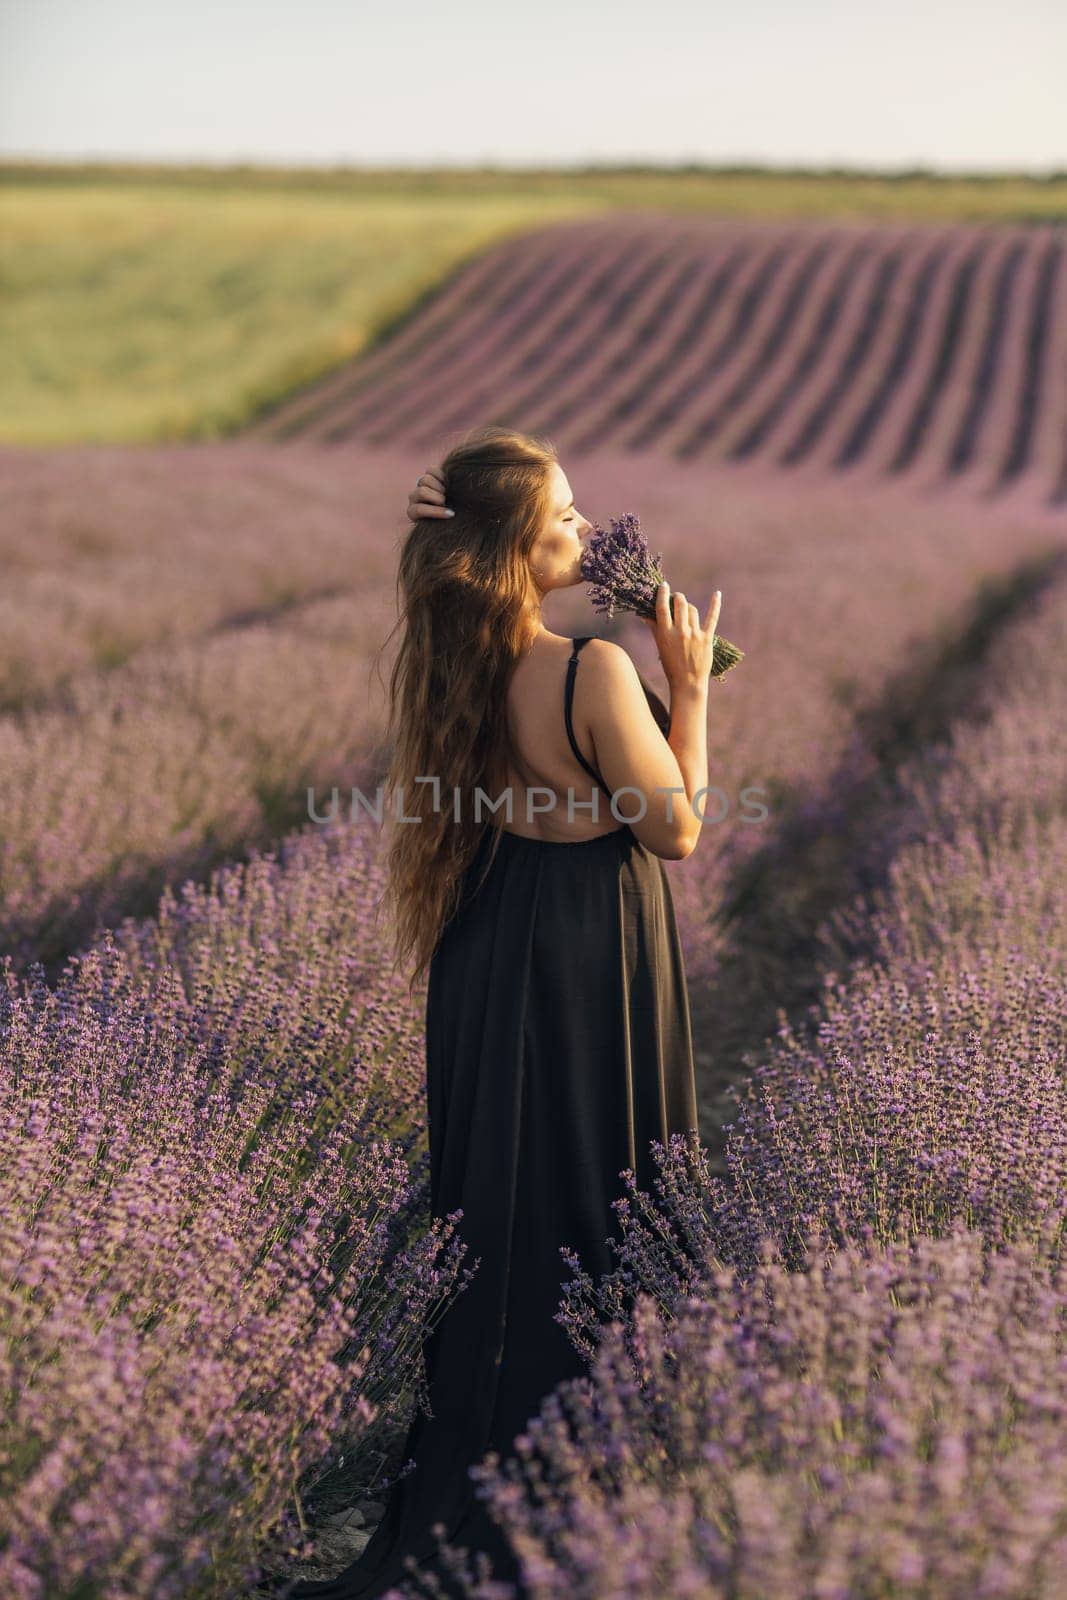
[580,512,744,679]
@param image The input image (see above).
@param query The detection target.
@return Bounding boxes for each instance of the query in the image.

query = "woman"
[289,426,721,1599]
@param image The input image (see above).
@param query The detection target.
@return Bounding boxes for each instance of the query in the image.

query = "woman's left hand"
[407,465,453,521]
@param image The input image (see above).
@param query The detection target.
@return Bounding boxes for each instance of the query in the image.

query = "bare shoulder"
[578,637,645,696]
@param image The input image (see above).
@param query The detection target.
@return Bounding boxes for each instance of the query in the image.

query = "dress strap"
[564,637,613,798]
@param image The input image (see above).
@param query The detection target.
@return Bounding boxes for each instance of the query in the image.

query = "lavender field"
[250,216,1067,509]
[2,205,1067,1599]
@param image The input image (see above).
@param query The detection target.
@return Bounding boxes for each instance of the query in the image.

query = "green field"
[4,160,1066,446]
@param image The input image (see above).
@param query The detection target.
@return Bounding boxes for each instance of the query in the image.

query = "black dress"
[288,636,698,1599]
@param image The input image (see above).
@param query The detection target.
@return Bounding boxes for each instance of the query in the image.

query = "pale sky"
[2,0,1065,172]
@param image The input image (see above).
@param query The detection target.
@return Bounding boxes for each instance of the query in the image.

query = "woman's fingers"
[416,466,448,502]
[408,498,453,519]
[407,465,454,520]
[406,494,438,522]
[705,590,722,633]
[414,469,445,500]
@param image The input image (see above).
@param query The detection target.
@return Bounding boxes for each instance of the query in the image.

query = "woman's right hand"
[641,582,721,691]
[406,465,453,521]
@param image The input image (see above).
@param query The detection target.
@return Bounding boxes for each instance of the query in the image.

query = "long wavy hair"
[375,425,560,991]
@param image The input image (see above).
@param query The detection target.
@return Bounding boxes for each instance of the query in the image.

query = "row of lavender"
[3,438,1057,979]
[424,554,1067,1598]
[248,218,1067,507]
[0,819,466,1599]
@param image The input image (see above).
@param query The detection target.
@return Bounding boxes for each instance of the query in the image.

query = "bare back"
[489,633,624,844]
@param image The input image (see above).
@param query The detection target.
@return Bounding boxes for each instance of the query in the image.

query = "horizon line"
[3,154,1067,184]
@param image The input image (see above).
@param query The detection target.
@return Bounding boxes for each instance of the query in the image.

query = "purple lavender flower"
[444,1227,1067,1600]
[580,512,744,679]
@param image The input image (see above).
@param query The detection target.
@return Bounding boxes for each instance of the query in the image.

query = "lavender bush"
[440,1227,1067,1600]
[0,440,404,710]
[0,817,469,1599]
[558,981,1067,1357]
